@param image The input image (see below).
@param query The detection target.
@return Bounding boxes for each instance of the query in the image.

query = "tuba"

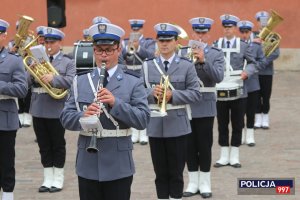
[14,15,38,57]
[259,10,283,57]
[15,15,68,99]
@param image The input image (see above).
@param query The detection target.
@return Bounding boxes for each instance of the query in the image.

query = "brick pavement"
[4,71,299,200]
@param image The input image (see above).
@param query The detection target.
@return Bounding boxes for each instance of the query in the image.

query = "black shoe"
[38,186,50,193]
[213,162,228,168]
[201,192,212,198]
[140,141,148,145]
[230,163,242,168]
[262,126,269,130]
[183,190,199,197]
[49,186,62,193]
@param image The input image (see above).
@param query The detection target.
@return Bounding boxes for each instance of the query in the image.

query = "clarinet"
[86,62,106,153]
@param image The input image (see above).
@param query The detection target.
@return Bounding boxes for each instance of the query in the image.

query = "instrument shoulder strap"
[153,59,175,90]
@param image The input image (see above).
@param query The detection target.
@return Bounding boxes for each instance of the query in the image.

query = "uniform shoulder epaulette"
[211,46,222,51]
[123,38,129,41]
[63,54,73,60]
[8,52,20,57]
[123,69,140,78]
[240,40,247,44]
[180,56,192,62]
[145,38,154,40]
[179,46,189,50]
[145,57,155,61]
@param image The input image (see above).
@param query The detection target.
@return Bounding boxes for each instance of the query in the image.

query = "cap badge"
[199,18,205,24]
[160,24,167,31]
[98,24,107,33]
[225,15,230,20]
[242,21,246,25]
[47,28,52,34]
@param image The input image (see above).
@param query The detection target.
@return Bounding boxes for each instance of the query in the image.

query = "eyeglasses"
[94,48,118,55]
[240,30,250,34]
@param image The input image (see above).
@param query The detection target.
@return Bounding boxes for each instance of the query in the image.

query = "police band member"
[82,29,91,41]
[29,27,76,193]
[180,17,224,198]
[36,26,46,45]
[143,23,201,200]
[60,23,150,200]
[213,14,256,168]
[254,11,280,129]
[238,20,266,146]
[122,19,156,145]
[0,19,28,200]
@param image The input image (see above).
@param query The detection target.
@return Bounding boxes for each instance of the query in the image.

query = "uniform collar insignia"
[204,47,209,54]
[116,73,123,81]
[175,57,180,63]
[156,57,160,63]
[1,53,6,58]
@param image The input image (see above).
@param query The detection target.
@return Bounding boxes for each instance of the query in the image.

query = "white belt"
[32,87,48,94]
[200,87,216,93]
[149,104,186,111]
[0,94,16,100]
[79,129,131,138]
[126,65,142,70]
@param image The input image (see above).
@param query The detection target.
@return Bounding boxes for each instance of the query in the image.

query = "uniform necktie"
[49,56,54,63]
[226,41,231,48]
[164,60,169,72]
[103,71,109,87]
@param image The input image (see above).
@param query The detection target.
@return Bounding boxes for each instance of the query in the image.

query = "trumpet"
[86,62,106,153]
[127,32,141,55]
[157,75,170,116]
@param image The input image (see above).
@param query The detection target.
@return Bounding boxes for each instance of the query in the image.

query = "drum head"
[73,41,96,73]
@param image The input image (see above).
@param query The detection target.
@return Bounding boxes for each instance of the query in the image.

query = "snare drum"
[216,77,243,101]
[73,41,96,74]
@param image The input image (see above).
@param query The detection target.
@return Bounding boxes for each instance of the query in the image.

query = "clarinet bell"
[86,134,99,153]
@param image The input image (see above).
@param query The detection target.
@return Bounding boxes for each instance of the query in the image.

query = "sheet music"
[30,45,49,63]
[188,40,206,50]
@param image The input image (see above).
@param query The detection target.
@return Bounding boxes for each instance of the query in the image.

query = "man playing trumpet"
[179,17,225,198]
[142,23,201,200]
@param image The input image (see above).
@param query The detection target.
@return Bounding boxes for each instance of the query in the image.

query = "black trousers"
[187,117,214,172]
[149,135,187,199]
[18,88,31,113]
[245,91,259,128]
[33,117,66,168]
[217,98,247,147]
[0,131,16,192]
[78,176,133,200]
[257,75,273,114]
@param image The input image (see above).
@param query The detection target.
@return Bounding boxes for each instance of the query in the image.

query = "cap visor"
[45,37,60,41]
[94,39,115,45]
[194,28,209,33]
[157,35,175,41]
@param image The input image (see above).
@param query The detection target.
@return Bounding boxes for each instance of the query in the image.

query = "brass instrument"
[157,75,170,116]
[16,15,68,99]
[23,55,68,99]
[127,32,141,55]
[14,15,36,56]
[259,10,283,57]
